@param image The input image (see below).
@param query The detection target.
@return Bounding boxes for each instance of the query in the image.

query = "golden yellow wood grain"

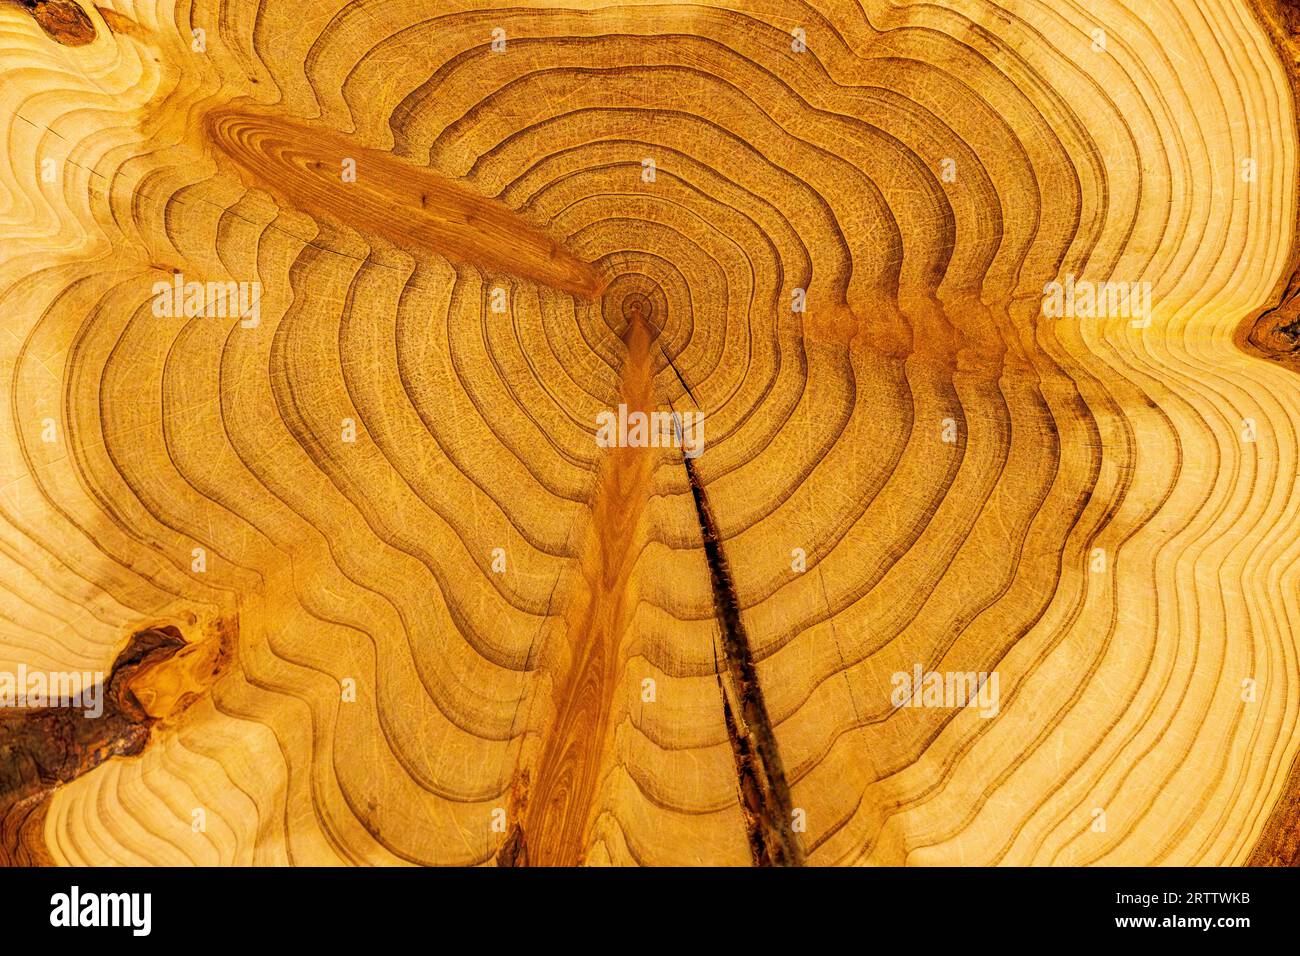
[0,0,1298,867]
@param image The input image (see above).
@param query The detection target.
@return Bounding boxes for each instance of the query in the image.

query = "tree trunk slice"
[0,0,1298,866]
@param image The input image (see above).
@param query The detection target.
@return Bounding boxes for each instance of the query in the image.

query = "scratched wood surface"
[1,0,1299,866]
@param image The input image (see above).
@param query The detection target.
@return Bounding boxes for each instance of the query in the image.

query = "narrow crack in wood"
[689,459,803,867]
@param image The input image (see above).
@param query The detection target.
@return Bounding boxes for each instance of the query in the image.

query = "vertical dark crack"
[686,458,803,866]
